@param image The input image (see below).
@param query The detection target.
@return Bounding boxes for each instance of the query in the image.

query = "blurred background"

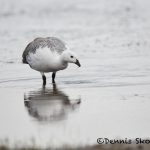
[0,0,150,149]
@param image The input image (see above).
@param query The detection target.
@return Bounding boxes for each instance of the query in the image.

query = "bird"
[22,37,81,85]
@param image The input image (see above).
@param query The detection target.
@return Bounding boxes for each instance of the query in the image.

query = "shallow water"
[0,0,150,148]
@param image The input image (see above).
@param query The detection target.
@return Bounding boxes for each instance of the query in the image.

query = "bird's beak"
[75,59,81,67]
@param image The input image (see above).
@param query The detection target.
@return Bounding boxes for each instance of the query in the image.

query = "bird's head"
[61,50,81,67]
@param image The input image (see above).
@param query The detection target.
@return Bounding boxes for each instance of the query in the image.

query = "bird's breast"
[26,47,67,72]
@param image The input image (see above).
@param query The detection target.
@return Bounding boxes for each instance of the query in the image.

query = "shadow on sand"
[24,84,81,122]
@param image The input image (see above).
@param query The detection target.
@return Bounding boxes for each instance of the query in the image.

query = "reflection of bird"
[24,84,81,122]
[22,37,81,85]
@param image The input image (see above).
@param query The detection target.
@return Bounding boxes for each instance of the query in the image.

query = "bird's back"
[22,37,67,64]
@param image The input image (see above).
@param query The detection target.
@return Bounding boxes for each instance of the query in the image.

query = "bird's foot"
[52,72,56,84]
[52,79,55,84]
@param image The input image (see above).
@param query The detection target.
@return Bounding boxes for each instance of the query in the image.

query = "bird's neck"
[57,55,68,70]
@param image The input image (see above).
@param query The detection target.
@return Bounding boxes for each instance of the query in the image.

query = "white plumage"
[26,47,67,72]
[22,37,81,85]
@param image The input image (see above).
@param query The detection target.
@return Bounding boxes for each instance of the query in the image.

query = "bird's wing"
[22,37,67,64]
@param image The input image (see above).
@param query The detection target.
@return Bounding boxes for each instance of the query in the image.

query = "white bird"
[22,37,81,85]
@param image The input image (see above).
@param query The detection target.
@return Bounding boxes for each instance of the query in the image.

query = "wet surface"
[24,84,81,122]
[0,0,150,148]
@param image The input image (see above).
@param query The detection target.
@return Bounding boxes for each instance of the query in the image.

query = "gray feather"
[22,37,67,64]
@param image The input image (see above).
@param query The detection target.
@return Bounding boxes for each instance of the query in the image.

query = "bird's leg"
[42,75,46,86]
[41,72,46,86]
[52,72,56,84]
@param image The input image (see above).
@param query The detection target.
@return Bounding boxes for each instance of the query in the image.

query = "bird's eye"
[70,56,73,58]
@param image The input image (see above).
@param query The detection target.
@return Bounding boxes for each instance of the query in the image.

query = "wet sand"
[0,0,150,148]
